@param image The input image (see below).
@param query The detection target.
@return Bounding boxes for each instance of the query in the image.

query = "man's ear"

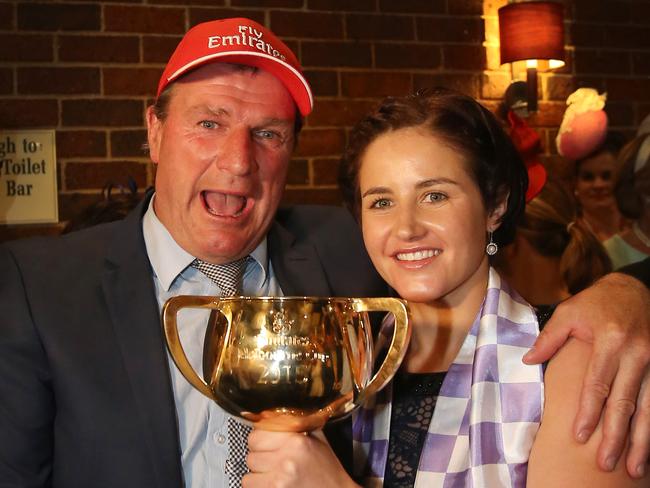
[487,190,510,231]
[146,106,162,164]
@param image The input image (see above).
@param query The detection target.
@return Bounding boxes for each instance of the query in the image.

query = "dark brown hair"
[338,88,528,246]
[518,180,612,294]
[575,131,627,173]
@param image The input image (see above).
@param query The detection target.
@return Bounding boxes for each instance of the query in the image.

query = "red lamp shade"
[499,1,565,65]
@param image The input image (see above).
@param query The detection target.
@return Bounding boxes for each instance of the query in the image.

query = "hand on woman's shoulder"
[527,338,647,487]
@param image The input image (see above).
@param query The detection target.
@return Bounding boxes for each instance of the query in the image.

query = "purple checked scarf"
[352,268,544,487]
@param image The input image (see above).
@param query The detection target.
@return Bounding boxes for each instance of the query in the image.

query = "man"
[0,18,648,488]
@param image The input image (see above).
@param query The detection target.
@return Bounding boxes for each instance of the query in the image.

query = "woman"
[497,180,612,308]
[603,132,650,269]
[243,91,646,487]
[573,132,629,241]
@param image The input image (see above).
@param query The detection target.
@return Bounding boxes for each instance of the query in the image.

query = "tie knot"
[191,257,250,297]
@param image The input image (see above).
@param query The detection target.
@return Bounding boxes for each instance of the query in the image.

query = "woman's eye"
[424,192,446,203]
[199,120,218,129]
[370,198,391,209]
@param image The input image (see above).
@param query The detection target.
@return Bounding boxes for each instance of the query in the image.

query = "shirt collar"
[142,194,270,291]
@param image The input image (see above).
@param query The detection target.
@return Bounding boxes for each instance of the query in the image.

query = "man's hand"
[524,272,650,478]
[244,429,359,488]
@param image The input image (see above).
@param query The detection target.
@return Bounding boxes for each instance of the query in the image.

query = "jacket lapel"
[269,214,357,474]
[98,199,332,485]
[101,194,183,488]
[268,218,332,297]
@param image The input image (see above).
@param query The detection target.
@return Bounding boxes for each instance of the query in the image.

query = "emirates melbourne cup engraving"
[163,296,410,432]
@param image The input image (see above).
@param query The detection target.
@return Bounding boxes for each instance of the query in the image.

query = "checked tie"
[191,257,252,488]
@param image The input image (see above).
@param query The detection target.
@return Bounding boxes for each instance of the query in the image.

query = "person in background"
[1,18,650,488]
[603,124,650,269]
[555,88,629,242]
[497,179,612,310]
[621,256,650,287]
[62,178,143,233]
[573,131,630,241]
[244,90,647,487]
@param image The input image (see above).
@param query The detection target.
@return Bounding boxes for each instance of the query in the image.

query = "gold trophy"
[163,296,410,432]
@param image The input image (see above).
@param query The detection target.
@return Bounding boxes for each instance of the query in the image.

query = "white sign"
[0,130,58,224]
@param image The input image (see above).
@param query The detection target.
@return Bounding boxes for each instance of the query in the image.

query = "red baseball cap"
[157,18,313,116]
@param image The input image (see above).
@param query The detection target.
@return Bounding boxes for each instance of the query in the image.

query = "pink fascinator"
[556,88,608,161]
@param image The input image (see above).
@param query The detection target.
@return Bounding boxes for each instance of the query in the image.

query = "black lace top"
[383,370,447,487]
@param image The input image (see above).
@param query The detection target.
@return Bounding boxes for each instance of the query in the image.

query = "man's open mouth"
[202,191,247,217]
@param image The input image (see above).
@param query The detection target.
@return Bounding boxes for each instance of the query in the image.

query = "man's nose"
[216,127,255,176]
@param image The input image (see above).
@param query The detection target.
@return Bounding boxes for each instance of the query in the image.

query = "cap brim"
[164,51,313,117]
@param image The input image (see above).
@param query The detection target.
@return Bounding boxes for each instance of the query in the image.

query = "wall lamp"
[498,1,565,114]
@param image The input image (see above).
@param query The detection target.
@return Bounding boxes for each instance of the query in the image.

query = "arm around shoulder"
[527,338,648,487]
[524,268,650,477]
[0,244,54,487]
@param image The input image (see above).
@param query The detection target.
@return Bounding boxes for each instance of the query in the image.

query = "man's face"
[147,63,296,264]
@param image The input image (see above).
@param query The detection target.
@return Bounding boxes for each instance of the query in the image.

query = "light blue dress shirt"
[142,196,283,488]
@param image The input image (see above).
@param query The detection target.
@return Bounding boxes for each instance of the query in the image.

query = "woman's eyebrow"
[415,177,459,190]
[361,178,459,198]
[361,186,392,198]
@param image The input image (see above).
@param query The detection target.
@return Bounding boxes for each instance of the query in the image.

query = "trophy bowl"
[163,296,410,432]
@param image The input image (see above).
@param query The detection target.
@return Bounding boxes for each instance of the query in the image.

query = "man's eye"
[424,192,446,203]
[199,120,217,129]
[199,120,218,129]
[255,130,278,140]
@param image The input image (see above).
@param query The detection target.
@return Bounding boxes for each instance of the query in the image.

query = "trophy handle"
[352,297,411,406]
[162,295,231,402]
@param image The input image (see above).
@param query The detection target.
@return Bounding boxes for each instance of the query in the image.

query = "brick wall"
[1,0,649,240]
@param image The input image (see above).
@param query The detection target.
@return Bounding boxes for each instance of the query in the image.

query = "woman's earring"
[486,231,498,256]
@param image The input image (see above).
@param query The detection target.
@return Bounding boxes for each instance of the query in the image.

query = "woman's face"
[358,127,502,305]
[575,151,618,212]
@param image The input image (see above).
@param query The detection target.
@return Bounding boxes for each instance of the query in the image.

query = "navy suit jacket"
[0,193,385,487]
